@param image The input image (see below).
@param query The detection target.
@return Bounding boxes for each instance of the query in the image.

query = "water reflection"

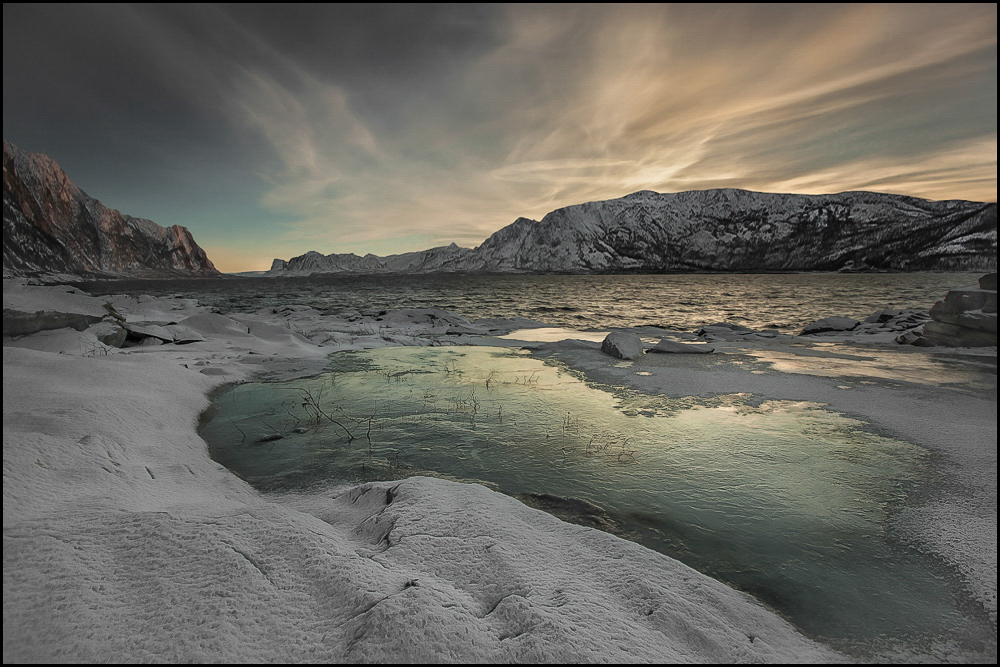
[201,346,989,657]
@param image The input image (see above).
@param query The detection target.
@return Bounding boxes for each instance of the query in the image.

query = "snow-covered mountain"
[3,140,219,278]
[269,189,996,276]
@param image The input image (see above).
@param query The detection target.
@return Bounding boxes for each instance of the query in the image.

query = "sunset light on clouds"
[4,4,996,271]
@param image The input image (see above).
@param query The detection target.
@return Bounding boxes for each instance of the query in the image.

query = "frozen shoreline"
[3,280,996,662]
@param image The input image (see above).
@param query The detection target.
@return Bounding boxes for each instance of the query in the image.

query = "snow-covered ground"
[4,280,995,662]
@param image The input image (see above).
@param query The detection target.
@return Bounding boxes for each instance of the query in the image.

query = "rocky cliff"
[3,140,219,278]
[269,189,996,276]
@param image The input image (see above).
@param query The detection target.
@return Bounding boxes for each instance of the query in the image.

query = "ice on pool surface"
[201,346,988,656]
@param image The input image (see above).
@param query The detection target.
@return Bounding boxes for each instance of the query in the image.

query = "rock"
[647,338,714,354]
[258,433,285,443]
[177,313,251,337]
[915,275,998,346]
[2,283,112,337]
[920,321,997,347]
[163,325,206,344]
[88,320,127,348]
[864,309,901,324]
[124,322,175,343]
[3,307,106,337]
[799,316,860,335]
[601,332,644,359]
[696,322,752,335]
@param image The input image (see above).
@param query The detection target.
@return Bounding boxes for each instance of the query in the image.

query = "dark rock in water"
[601,332,644,359]
[258,433,285,443]
[913,274,998,347]
[648,338,714,354]
[800,316,860,335]
[697,322,752,334]
[981,273,998,291]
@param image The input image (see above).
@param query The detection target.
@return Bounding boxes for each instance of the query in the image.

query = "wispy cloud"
[5,4,994,271]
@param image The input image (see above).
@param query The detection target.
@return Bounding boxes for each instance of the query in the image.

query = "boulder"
[601,332,644,359]
[799,316,860,335]
[928,288,997,333]
[88,320,128,348]
[913,274,998,347]
[920,321,997,348]
[647,338,714,354]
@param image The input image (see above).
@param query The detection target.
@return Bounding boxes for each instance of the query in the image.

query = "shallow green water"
[201,345,988,656]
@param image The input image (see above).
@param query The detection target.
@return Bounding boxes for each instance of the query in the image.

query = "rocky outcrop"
[3,140,219,278]
[916,273,997,347]
[2,281,126,345]
[269,189,997,276]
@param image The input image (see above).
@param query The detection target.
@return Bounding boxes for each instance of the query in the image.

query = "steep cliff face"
[3,140,219,278]
[270,189,997,276]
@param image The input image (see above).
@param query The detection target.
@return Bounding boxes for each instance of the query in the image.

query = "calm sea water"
[77,272,983,332]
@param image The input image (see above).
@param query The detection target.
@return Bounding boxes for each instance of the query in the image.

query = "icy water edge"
[200,344,994,659]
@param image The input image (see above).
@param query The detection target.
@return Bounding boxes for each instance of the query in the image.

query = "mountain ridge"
[268,188,997,276]
[3,139,219,279]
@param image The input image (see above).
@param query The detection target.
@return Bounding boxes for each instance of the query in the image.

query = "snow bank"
[3,285,842,662]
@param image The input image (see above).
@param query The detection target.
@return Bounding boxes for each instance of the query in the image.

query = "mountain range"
[3,140,218,279]
[269,189,996,275]
[3,139,995,279]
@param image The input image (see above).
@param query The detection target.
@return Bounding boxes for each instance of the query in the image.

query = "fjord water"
[79,271,982,331]
[201,345,989,657]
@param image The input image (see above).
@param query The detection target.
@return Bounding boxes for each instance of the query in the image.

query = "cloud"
[4,4,994,270]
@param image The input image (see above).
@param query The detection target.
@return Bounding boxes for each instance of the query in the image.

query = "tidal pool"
[201,345,990,658]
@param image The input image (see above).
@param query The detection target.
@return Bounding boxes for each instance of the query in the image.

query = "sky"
[3,4,997,272]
